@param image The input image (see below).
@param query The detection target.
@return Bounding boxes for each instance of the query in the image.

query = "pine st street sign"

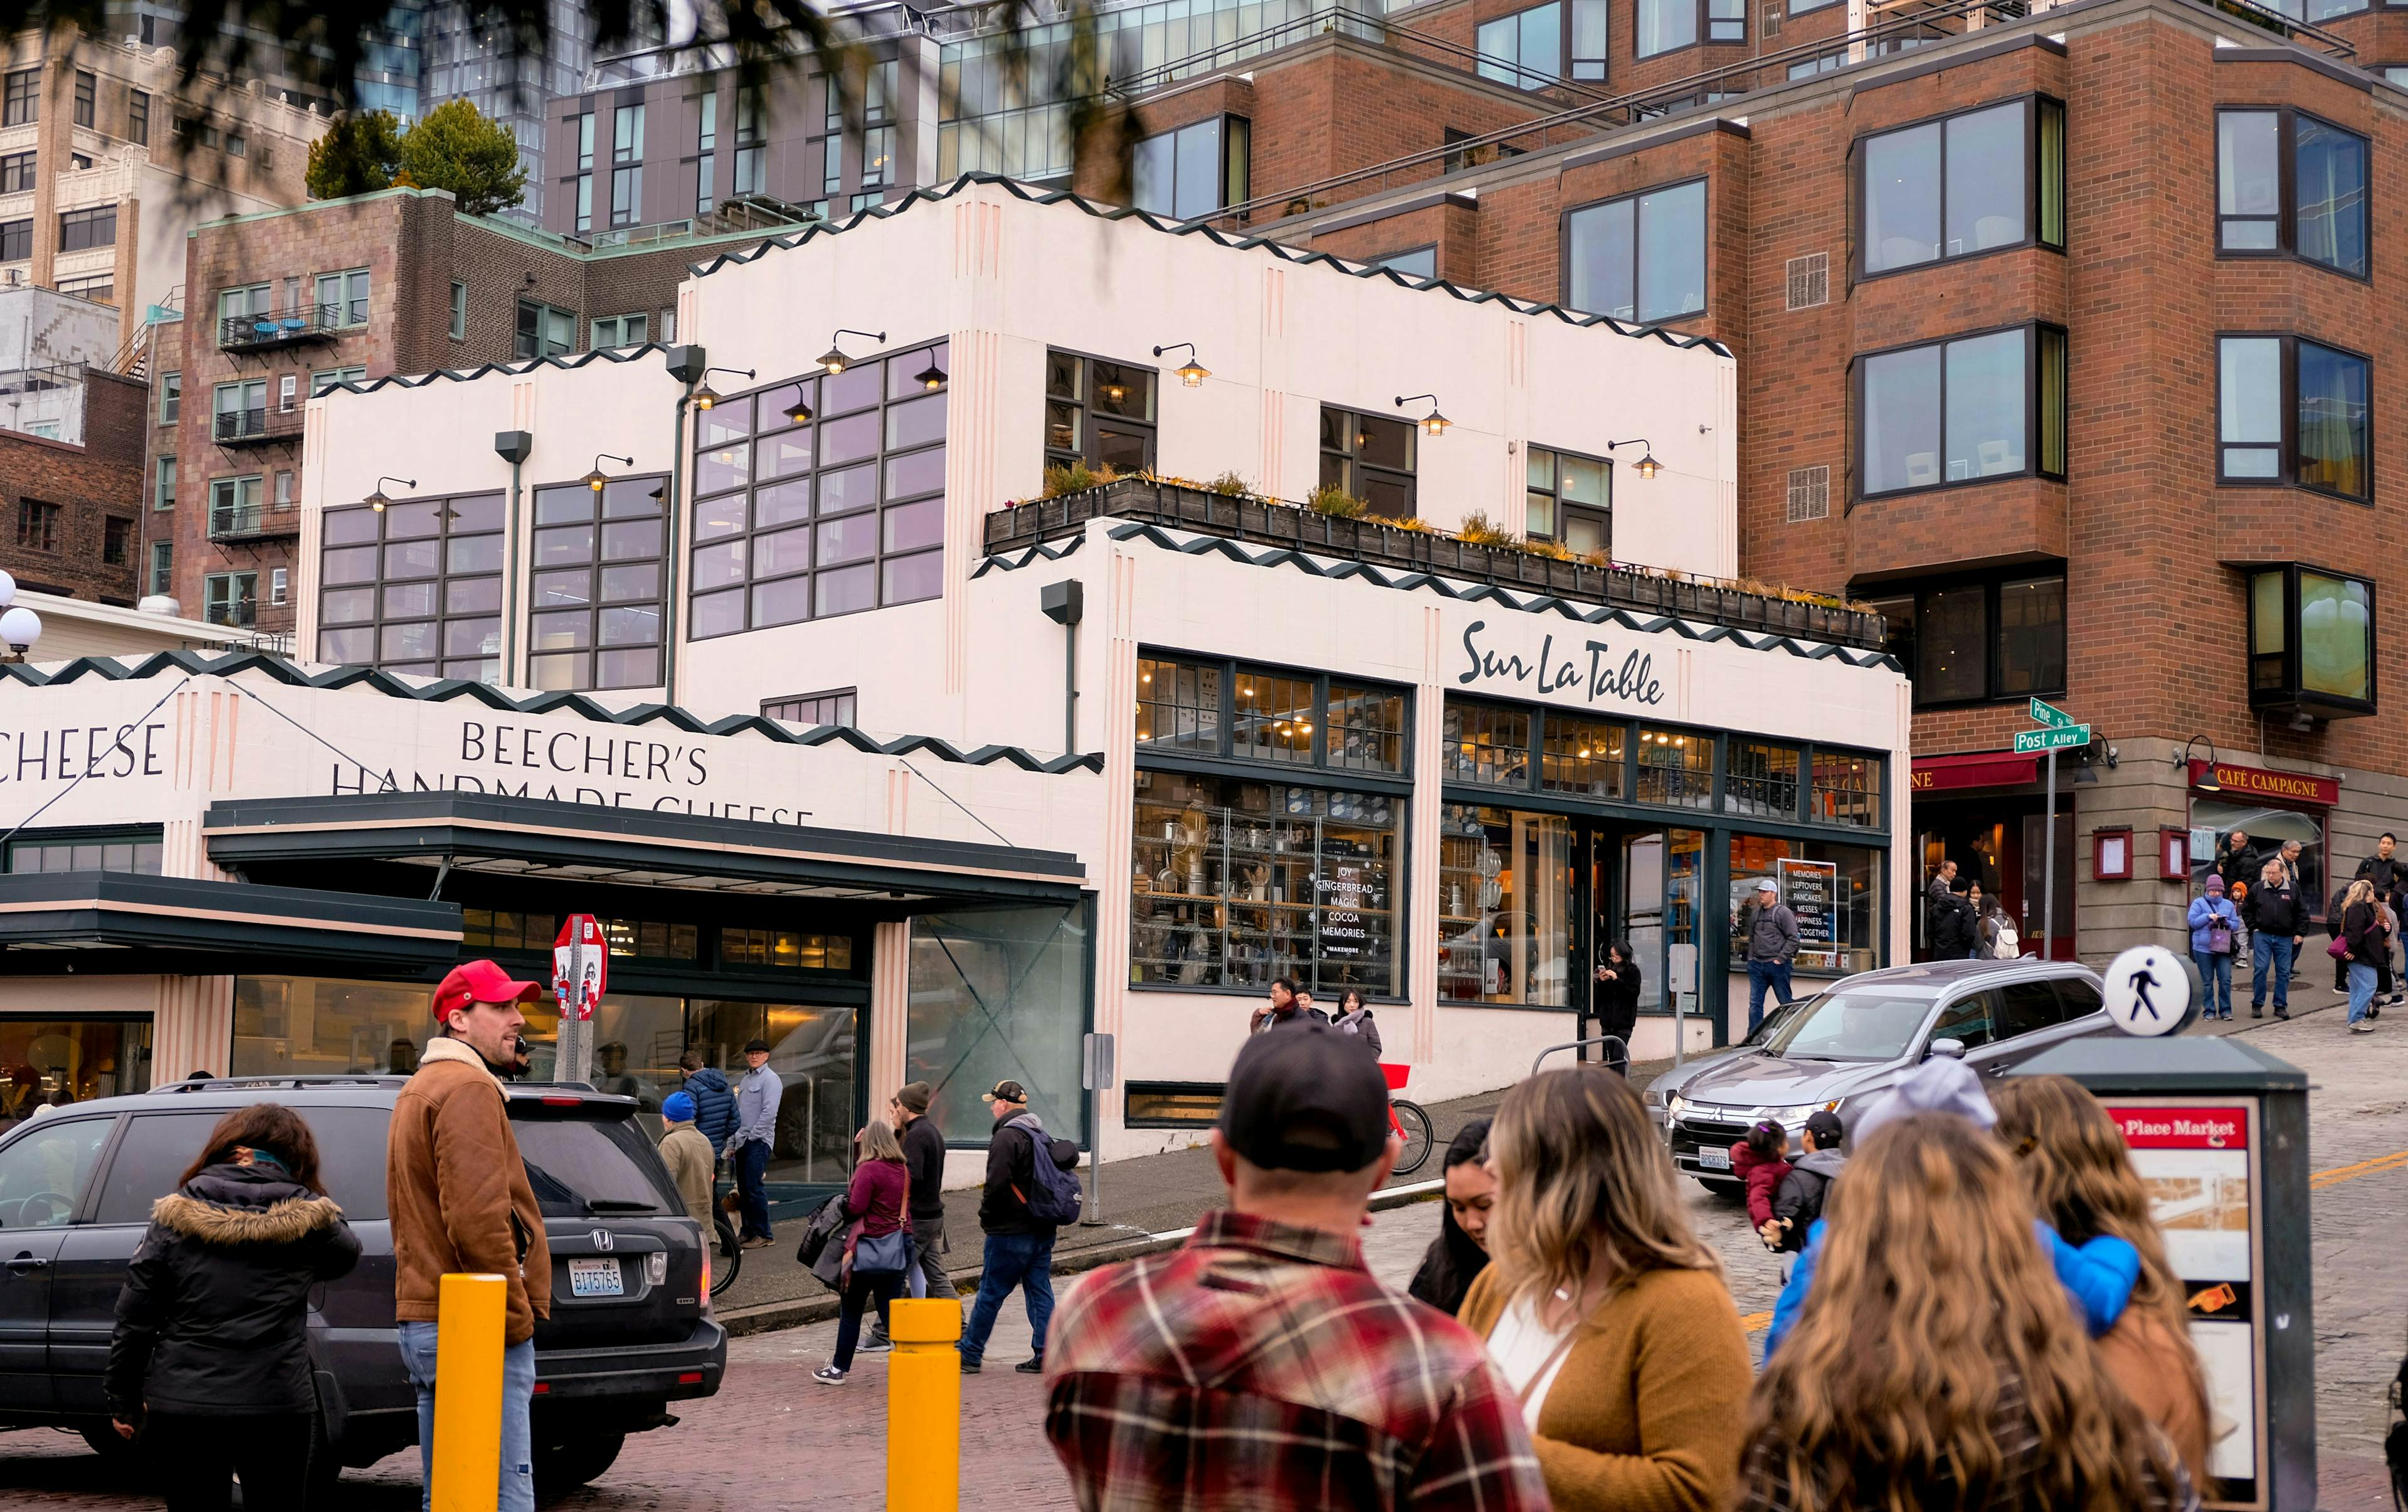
[2029,697,2077,729]
[2014,724,2092,754]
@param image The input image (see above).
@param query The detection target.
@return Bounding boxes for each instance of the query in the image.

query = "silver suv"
[1649,959,2111,1190]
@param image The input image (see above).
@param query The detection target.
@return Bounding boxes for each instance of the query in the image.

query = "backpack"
[1008,1114,1084,1225]
[1992,921,2020,959]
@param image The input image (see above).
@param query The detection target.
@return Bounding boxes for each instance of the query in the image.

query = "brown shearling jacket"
[386,1036,551,1345]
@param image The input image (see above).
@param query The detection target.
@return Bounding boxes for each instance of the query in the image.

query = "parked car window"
[513,1114,675,1219]
[1997,978,2066,1039]
[300,1106,391,1220]
[2054,977,2104,1018]
[1758,987,1937,1061]
[0,1116,114,1229]
[94,1112,219,1224]
[1930,991,1995,1050]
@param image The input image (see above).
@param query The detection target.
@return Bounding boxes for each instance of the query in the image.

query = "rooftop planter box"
[984,480,1889,653]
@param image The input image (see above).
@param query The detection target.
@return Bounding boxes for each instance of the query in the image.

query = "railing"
[986,480,1888,650]
[1106,3,1617,104]
[203,598,258,628]
[214,408,303,447]
[209,504,300,542]
[218,303,345,351]
[1193,0,2351,229]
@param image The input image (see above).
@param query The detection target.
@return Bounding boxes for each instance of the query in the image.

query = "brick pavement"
[10,1012,2405,1509]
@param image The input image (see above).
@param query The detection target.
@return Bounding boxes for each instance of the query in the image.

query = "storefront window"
[909,905,1089,1146]
[0,1018,151,1126]
[1437,805,1573,1005]
[1137,658,1223,754]
[235,976,431,1076]
[721,929,852,970]
[1445,700,1533,786]
[1727,835,1883,973]
[687,1000,859,1182]
[2189,799,2325,919]
[1141,654,1407,775]
[1541,715,1624,798]
[1635,726,1713,808]
[3,828,163,874]
[1724,741,1799,819]
[1811,751,1883,827]
[1130,771,1400,995]
[518,992,685,1114]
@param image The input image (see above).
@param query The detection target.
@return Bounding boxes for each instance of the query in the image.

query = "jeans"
[959,1231,1056,1365]
[908,1213,958,1300]
[144,1410,313,1511]
[732,1139,772,1240]
[399,1320,536,1512]
[2251,932,2294,1010]
[833,1268,906,1370]
[2350,960,2379,1023]
[2192,950,2232,1018]
[1745,960,1794,1034]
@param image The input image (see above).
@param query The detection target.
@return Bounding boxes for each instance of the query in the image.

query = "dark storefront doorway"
[1914,793,2073,961]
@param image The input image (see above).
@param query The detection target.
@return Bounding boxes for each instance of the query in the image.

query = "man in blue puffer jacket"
[1763,1058,2138,1357]
[678,1052,741,1156]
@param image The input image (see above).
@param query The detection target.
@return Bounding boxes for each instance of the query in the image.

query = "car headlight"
[1664,1094,1687,1117]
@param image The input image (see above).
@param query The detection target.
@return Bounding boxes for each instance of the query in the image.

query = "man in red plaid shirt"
[1042,1023,1550,1510]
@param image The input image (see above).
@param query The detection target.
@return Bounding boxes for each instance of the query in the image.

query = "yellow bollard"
[430,1272,509,1512]
[888,1297,964,1511]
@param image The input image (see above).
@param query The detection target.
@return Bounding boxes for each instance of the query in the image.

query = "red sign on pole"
[553,914,606,1022]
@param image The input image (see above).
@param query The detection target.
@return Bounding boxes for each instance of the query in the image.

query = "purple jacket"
[845,1157,907,1242]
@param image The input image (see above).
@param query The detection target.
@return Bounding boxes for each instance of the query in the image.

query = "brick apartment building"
[982,0,2400,969]
[157,186,801,632]
[0,359,143,603]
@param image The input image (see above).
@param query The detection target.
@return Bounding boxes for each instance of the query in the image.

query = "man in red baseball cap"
[386,960,549,1511]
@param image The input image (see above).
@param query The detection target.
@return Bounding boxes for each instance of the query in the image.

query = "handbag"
[2331,934,2354,960]
[2207,917,2234,955]
[852,1230,912,1276]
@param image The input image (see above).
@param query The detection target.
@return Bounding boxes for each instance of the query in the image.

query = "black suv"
[0,1076,725,1499]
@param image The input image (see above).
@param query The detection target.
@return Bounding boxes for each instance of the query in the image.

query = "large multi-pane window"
[2216,109,2368,278]
[1131,115,1249,221]
[203,571,256,626]
[570,111,594,234]
[58,206,116,252]
[763,688,858,727]
[1858,97,2065,277]
[689,340,948,639]
[2,70,35,127]
[1043,351,1156,475]
[1319,406,1416,517]
[2247,563,2375,717]
[515,300,574,359]
[71,70,93,127]
[1726,835,1884,973]
[1525,446,1610,556]
[0,219,28,261]
[1564,179,1706,324]
[208,475,263,536]
[213,379,266,442]
[527,475,668,690]
[1636,0,1743,56]
[1133,653,1407,997]
[610,103,644,228]
[2217,334,2370,500]
[1864,573,2066,707]
[1856,324,2067,499]
[1438,805,1573,1005]
[148,540,172,595]
[1476,1,1610,87]
[694,91,717,213]
[4,827,164,874]
[315,268,370,326]
[317,492,507,679]
[0,152,31,193]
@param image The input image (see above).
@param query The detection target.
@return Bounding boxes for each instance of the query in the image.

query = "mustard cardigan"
[1459,1262,1753,1512]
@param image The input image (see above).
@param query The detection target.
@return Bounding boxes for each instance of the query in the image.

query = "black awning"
[0,870,463,975]
[203,790,1088,907]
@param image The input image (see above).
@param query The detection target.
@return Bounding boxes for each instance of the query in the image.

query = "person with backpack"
[958,1079,1080,1375]
[2187,874,2239,1022]
[1765,1109,1844,1252]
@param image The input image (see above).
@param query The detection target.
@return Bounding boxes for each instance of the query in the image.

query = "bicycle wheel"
[712,1214,743,1295]
[1390,1100,1435,1178]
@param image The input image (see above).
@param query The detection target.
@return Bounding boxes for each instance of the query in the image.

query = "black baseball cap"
[989,1080,1028,1104]
[1217,1021,1391,1173]
[1804,1109,1844,1146]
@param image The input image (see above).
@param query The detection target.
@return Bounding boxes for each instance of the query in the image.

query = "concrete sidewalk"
[714,1056,1674,1335]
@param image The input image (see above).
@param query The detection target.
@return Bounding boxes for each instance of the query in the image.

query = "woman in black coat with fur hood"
[107,1101,361,1510]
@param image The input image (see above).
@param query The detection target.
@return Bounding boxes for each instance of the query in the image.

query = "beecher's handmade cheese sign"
[2188,759,2338,809]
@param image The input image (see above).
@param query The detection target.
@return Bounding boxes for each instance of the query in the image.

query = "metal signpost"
[2016,700,2089,960]
[1080,1032,1115,1226]
[552,913,606,1086]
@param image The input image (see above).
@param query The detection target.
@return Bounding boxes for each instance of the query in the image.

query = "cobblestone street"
[6,1000,2402,1508]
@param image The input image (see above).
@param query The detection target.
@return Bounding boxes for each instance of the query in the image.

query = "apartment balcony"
[987,480,1888,651]
[202,598,258,628]
[208,504,300,544]
[218,304,344,351]
[213,408,304,448]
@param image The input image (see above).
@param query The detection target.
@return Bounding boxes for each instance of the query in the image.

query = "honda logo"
[589,1229,615,1251]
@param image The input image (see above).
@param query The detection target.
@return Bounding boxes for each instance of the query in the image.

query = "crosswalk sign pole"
[2042,748,2057,961]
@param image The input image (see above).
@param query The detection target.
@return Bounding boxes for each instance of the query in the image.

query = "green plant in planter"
[1454,510,1515,547]
[1206,470,1257,500]
[1309,485,1368,518]
[1042,460,1119,498]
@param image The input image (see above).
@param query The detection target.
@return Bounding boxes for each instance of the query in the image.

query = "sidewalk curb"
[717,1175,1447,1338]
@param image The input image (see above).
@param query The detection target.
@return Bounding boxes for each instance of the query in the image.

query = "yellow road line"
[1740,1310,1771,1334]
[2311,1150,2408,1189]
